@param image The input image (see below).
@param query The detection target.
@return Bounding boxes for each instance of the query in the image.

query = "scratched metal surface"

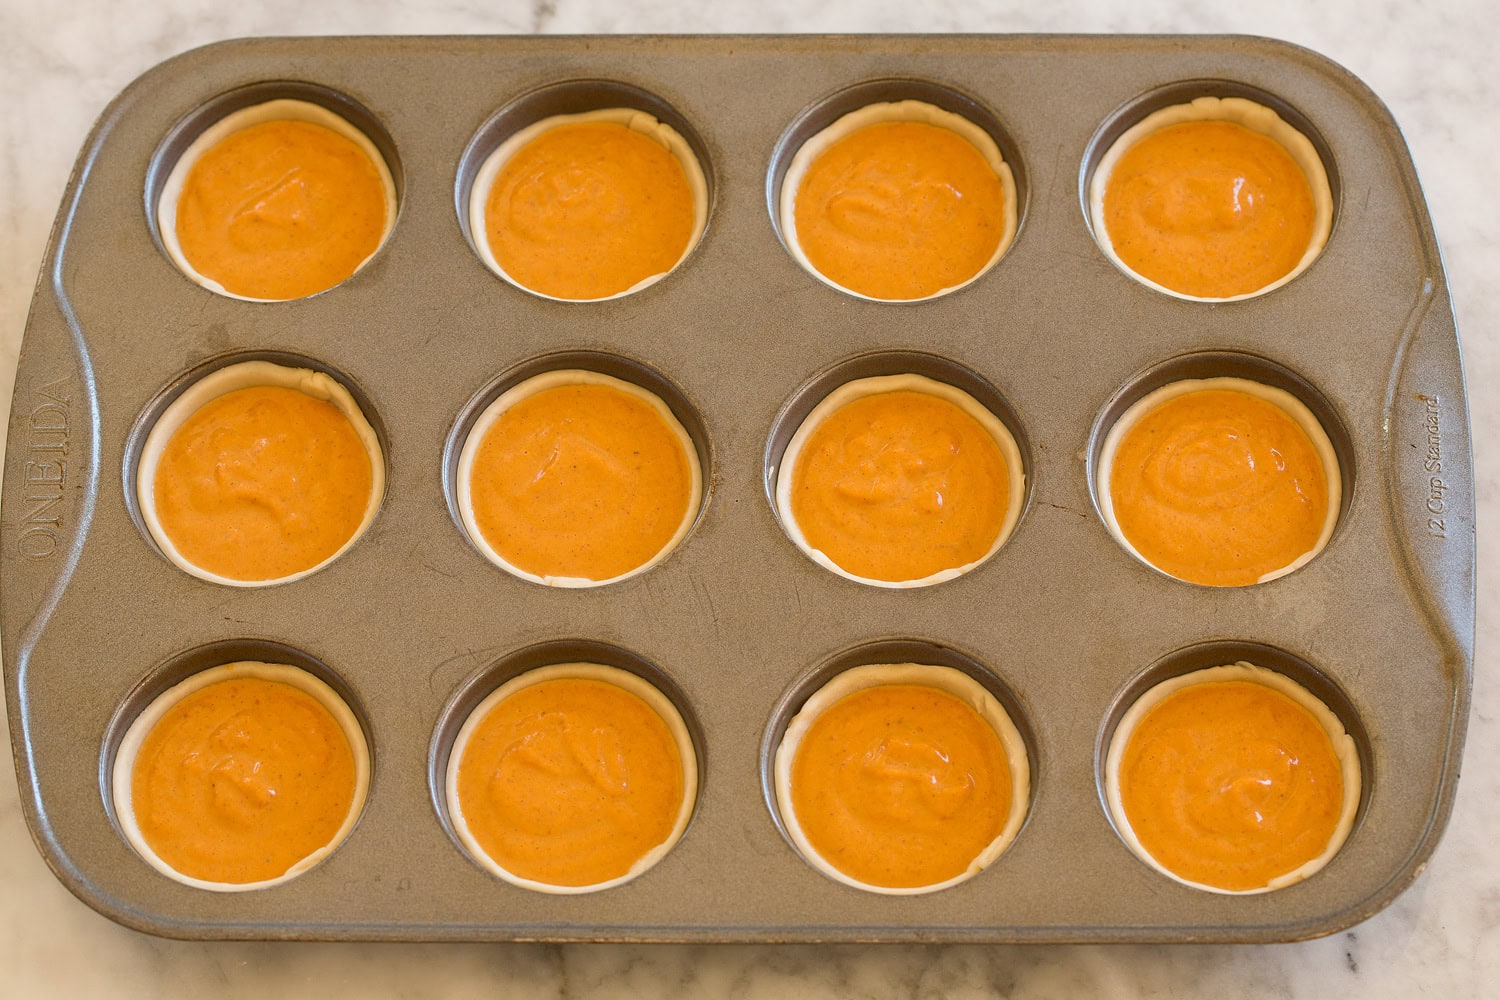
[0,35,1474,943]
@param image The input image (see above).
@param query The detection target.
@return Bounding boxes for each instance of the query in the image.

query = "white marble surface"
[1,0,1495,996]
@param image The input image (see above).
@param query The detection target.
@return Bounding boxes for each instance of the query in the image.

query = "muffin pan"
[1,34,1473,942]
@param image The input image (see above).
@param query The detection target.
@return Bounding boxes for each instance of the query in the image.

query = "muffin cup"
[1087,95,1334,302]
[774,373,1025,588]
[773,662,1030,895]
[1103,661,1361,894]
[155,98,398,302]
[778,99,1018,302]
[444,662,698,894]
[135,359,386,587]
[467,107,709,302]
[1095,375,1340,586]
[110,660,371,893]
[455,368,703,587]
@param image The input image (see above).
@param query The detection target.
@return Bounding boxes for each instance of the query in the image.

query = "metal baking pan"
[1,34,1473,943]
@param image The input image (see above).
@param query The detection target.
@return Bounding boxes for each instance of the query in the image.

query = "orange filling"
[1108,389,1329,587]
[153,385,374,581]
[484,121,696,299]
[455,677,686,887]
[175,119,388,299]
[790,684,1013,889]
[469,382,694,581]
[1102,120,1316,297]
[1117,680,1345,891]
[790,390,1010,582]
[793,120,1006,299]
[131,675,357,884]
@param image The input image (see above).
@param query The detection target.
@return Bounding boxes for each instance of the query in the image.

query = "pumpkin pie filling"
[115,662,368,889]
[781,101,1017,300]
[1100,379,1338,587]
[460,372,700,585]
[164,102,395,301]
[774,664,1030,893]
[1090,96,1332,300]
[474,110,707,300]
[777,374,1023,586]
[149,376,377,584]
[448,665,695,890]
[1106,663,1360,893]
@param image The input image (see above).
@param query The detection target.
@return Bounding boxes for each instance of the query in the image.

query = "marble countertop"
[2,0,1495,996]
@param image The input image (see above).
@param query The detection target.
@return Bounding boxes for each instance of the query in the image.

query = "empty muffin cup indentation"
[111,659,370,892]
[772,660,1030,895]
[772,369,1025,588]
[1103,658,1360,894]
[455,367,703,587]
[1095,374,1340,587]
[1086,91,1334,301]
[155,96,398,301]
[445,661,698,894]
[464,87,710,301]
[135,359,385,587]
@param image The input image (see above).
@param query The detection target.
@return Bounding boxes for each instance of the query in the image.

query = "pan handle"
[1,283,99,664]
[1385,280,1475,662]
